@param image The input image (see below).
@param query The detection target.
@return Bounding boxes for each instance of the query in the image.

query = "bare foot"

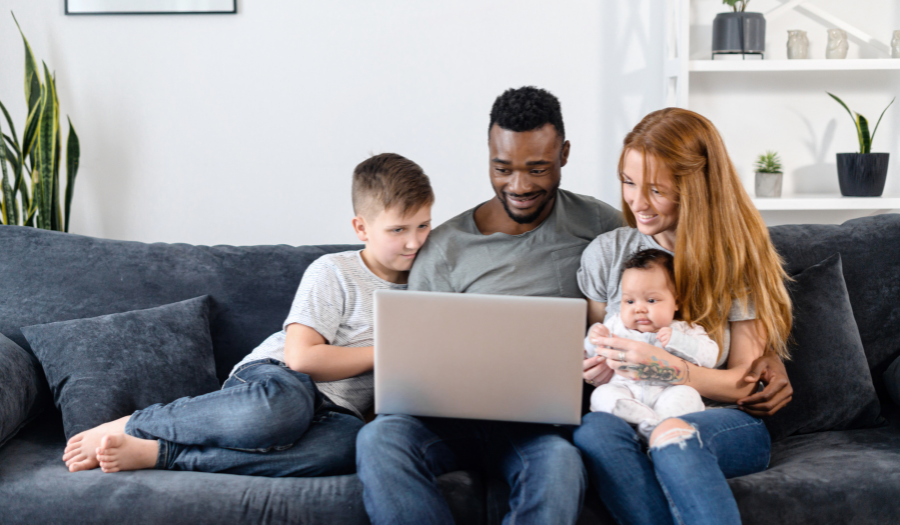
[62,416,130,472]
[97,433,159,473]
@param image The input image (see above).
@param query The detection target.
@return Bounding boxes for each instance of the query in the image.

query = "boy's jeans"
[125,359,363,477]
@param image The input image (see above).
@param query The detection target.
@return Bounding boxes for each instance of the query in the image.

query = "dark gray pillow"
[22,296,220,440]
[885,356,900,408]
[765,254,881,441]
[0,333,47,448]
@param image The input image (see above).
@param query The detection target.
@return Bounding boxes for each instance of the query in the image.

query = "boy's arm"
[283,323,373,382]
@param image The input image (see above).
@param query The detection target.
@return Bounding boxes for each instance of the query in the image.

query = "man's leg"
[356,414,485,525]
[493,422,587,525]
[99,409,363,477]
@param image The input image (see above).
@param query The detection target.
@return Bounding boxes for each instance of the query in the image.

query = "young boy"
[584,249,718,438]
[62,153,434,476]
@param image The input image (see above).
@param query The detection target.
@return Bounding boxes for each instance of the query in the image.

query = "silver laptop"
[374,290,586,425]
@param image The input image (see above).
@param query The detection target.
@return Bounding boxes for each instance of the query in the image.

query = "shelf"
[751,195,900,211]
[690,59,900,73]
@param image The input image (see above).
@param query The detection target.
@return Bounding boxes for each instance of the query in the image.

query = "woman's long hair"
[619,108,792,359]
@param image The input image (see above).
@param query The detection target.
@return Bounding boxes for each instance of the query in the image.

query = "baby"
[585,249,718,437]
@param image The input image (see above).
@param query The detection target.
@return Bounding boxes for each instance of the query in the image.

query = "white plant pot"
[755,171,783,198]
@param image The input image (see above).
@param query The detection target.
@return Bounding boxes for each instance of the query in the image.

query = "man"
[356,86,621,525]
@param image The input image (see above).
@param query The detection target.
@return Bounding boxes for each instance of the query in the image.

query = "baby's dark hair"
[623,249,676,290]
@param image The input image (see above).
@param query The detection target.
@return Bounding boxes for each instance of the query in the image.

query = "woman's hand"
[583,355,614,386]
[593,334,689,384]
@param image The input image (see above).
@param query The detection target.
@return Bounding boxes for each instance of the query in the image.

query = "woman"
[574,108,793,525]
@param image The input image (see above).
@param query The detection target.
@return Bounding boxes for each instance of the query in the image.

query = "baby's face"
[619,265,678,333]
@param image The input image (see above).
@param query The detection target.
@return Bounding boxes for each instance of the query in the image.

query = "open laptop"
[374,290,586,425]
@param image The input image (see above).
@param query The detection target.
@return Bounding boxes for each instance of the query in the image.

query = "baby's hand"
[588,323,611,346]
[657,326,673,347]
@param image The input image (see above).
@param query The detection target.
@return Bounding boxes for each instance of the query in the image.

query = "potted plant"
[827,92,894,197]
[712,1,766,58]
[755,151,783,198]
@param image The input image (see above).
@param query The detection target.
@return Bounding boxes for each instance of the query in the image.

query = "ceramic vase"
[755,172,783,198]
[787,30,809,59]
[892,31,900,58]
[712,12,767,56]
[836,153,889,196]
[826,29,849,59]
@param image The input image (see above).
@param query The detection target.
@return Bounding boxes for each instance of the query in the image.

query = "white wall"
[0,1,666,246]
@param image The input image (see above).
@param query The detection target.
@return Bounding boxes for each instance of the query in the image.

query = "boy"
[62,153,434,476]
[584,249,718,438]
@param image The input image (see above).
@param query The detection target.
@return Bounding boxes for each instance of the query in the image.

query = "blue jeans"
[356,414,587,525]
[125,359,364,477]
[573,409,770,525]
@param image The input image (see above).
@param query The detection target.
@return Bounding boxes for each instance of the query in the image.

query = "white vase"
[826,29,848,59]
[787,30,809,59]
[892,31,900,58]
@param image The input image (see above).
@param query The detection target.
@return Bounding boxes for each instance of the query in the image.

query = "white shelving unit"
[665,0,900,221]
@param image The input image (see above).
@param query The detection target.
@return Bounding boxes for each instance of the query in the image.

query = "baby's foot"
[97,434,159,473]
[62,416,130,472]
[612,398,659,426]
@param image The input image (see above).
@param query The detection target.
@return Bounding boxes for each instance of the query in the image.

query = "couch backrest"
[0,225,359,382]
[769,213,900,403]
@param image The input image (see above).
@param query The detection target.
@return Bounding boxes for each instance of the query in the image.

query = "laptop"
[373,290,586,425]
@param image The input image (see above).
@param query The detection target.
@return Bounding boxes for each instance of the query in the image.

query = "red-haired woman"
[575,108,793,524]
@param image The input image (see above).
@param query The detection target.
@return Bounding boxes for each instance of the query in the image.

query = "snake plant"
[0,13,80,231]
[827,92,895,155]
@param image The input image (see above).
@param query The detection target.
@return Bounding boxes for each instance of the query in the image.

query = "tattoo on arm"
[620,356,687,384]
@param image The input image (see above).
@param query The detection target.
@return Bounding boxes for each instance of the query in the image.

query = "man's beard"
[499,185,559,225]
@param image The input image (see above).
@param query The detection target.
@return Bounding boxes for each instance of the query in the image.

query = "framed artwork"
[66,0,237,15]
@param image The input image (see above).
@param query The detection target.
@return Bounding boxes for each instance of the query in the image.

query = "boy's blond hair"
[352,153,434,219]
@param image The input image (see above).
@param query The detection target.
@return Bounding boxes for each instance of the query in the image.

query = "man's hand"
[737,353,793,417]
[657,327,673,347]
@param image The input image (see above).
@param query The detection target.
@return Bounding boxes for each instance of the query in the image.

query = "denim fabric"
[574,409,770,525]
[356,414,586,525]
[126,359,363,477]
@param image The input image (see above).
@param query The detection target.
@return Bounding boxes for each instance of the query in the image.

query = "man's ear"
[559,139,571,168]
[352,216,368,242]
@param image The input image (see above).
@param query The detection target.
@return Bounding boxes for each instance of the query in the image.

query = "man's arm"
[737,352,793,416]
[408,237,455,292]
[283,323,373,382]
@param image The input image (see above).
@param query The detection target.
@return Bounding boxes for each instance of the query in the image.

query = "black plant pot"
[712,12,766,56]
[836,153,889,196]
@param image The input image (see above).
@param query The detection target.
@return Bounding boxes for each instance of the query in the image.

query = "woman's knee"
[649,418,697,449]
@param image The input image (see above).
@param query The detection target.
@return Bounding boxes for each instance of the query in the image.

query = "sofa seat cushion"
[729,422,900,525]
[0,413,485,525]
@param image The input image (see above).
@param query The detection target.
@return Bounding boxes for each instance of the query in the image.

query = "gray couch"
[1,214,899,525]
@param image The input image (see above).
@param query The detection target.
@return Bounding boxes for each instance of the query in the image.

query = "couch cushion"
[0,225,359,382]
[0,334,46,448]
[886,355,900,407]
[21,297,219,440]
[764,254,880,441]
[769,214,900,403]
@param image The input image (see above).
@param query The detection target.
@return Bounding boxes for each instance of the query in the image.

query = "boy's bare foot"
[62,416,130,472]
[97,434,159,473]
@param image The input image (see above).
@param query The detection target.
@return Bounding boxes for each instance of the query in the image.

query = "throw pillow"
[0,333,47,448]
[764,253,881,441]
[885,355,900,408]
[22,296,220,440]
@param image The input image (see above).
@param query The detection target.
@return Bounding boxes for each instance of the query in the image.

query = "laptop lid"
[374,290,586,425]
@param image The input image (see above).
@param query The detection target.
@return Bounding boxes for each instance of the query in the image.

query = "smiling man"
[355,87,623,525]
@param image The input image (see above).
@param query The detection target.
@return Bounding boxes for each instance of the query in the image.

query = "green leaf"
[858,114,871,154]
[12,12,42,113]
[36,63,58,230]
[65,117,79,233]
[50,72,61,231]
[870,97,895,149]
[0,121,15,225]
[21,99,40,162]
[26,166,39,226]
[827,92,863,151]
[0,99,20,149]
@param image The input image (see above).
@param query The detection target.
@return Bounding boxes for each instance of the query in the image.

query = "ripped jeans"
[573,409,770,525]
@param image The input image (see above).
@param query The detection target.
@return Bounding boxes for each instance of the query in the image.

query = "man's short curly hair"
[352,153,434,219]
[488,86,565,140]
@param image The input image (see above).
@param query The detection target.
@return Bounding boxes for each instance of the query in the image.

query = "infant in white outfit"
[585,249,719,438]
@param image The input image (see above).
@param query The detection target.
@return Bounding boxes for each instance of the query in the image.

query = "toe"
[65,454,86,467]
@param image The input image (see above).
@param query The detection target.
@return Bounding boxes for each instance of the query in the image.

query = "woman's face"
[621,149,679,239]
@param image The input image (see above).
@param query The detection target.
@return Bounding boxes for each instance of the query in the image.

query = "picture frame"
[66,0,237,15]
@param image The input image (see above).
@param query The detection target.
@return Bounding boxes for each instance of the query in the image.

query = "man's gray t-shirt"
[231,250,406,419]
[409,189,623,296]
[577,226,755,368]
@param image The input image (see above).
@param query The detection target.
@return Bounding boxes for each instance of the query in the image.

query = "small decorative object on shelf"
[826,29,849,59]
[787,30,809,59]
[754,151,783,198]
[827,92,895,197]
[712,1,766,59]
[892,31,900,58]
